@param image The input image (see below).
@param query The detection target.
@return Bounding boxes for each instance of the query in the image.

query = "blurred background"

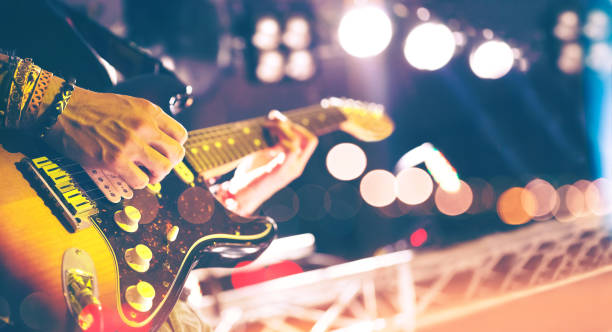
[59,0,611,260]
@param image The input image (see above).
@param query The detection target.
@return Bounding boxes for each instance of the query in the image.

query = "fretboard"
[184,104,347,175]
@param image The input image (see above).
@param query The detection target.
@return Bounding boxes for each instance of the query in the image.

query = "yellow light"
[396,167,433,205]
[403,23,456,71]
[338,6,393,58]
[497,187,535,225]
[360,169,397,207]
[434,180,473,216]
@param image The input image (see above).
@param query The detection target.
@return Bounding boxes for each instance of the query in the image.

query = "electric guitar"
[0,93,393,331]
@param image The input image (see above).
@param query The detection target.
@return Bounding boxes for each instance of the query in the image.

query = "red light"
[78,302,103,332]
[231,260,303,289]
[410,228,428,247]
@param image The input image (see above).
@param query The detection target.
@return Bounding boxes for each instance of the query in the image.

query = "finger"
[149,130,186,166]
[264,120,298,151]
[137,145,173,184]
[291,123,318,151]
[116,160,150,189]
[154,106,188,144]
[267,109,288,122]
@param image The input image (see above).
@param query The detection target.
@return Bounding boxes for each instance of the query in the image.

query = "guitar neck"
[184,104,347,175]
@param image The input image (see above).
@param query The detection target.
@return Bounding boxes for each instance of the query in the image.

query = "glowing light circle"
[403,23,456,71]
[434,180,473,216]
[524,178,559,219]
[338,6,393,58]
[360,169,397,207]
[497,187,536,225]
[469,40,515,79]
[326,143,367,181]
[396,167,433,205]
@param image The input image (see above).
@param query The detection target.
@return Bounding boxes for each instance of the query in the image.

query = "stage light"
[434,180,472,216]
[403,22,456,71]
[396,167,433,205]
[255,50,284,83]
[283,16,311,50]
[584,10,610,41]
[326,143,367,181]
[338,6,393,58]
[252,17,281,50]
[497,187,535,225]
[524,178,559,219]
[416,7,430,21]
[558,43,583,74]
[554,11,580,41]
[285,50,316,81]
[585,42,612,74]
[360,170,397,207]
[469,40,514,79]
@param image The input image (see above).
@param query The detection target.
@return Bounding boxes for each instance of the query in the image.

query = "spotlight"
[558,42,583,74]
[403,22,456,71]
[252,16,281,50]
[338,6,393,58]
[285,50,316,81]
[283,16,311,50]
[469,40,515,79]
[255,50,285,83]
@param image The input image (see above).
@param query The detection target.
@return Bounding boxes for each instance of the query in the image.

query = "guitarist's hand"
[213,110,318,216]
[44,84,188,189]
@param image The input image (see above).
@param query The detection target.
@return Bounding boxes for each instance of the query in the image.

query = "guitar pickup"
[23,156,98,231]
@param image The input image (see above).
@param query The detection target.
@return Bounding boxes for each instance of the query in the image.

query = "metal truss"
[188,217,612,331]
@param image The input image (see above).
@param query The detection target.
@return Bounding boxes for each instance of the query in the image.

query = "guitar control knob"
[114,206,141,233]
[166,225,179,242]
[125,244,152,273]
[125,281,155,312]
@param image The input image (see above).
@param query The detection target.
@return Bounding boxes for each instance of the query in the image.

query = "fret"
[184,104,347,175]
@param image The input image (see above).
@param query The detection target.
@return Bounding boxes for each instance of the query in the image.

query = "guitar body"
[0,134,276,332]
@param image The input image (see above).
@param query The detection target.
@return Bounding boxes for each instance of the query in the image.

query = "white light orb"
[338,6,393,58]
[469,40,515,79]
[256,51,284,83]
[326,143,367,181]
[360,170,397,207]
[403,23,456,71]
[396,167,433,205]
[286,50,316,81]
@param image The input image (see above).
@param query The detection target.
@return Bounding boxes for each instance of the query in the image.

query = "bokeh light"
[261,187,299,222]
[252,17,281,50]
[553,184,585,222]
[396,167,433,205]
[256,50,284,83]
[360,169,397,207]
[282,16,311,50]
[585,178,612,216]
[410,228,428,247]
[434,180,473,216]
[497,187,536,225]
[286,50,316,81]
[297,184,331,221]
[558,43,583,74]
[524,178,559,219]
[326,143,367,181]
[554,11,580,41]
[338,6,393,58]
[467,178,495,214]
[469,40,515,79]
[403,23,456,71]
[326,183,362,219]
[573,180,592,217]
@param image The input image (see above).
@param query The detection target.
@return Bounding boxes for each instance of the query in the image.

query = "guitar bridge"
[21,156,98,231]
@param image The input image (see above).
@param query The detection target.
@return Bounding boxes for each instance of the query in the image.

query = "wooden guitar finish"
[0,93,393,331]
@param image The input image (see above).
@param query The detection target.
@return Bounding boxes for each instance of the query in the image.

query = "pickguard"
[19,155,276,328]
